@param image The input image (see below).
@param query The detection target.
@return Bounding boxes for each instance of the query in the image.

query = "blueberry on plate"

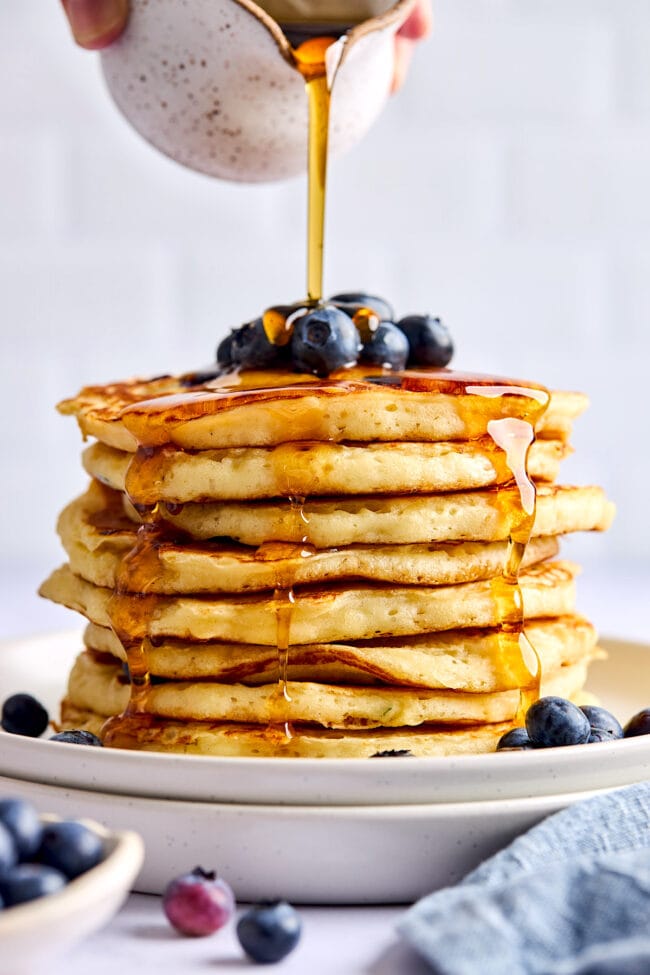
[397,315,454,368]
[623,708,650,738]
[0,864,67,907]
[291,306,361,377]
[230,319,286,370]
[0,798,42,860]
[38,821,104,880]
[1,693,49,738]
[580,705,624,743]
[237,901,302,964]
[525,696,591,748]
[0,821,18,874]
[496,727,535,751]
[370,749,413,758]
[50,730,104,747]
[359,321,409,371]
[329,292,394,321]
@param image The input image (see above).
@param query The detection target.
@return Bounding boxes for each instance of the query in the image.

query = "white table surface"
[2,564,649,974]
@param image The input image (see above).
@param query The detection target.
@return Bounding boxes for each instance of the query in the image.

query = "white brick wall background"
[1,1,649,635]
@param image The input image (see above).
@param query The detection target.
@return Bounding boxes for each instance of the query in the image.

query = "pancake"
[58,701,516,756]
[82,436,568,503]
[161,484,615,547]
[43,361,612,758]
[83,616,598,692]
[58,367,588,452]
[39,560,579,645]
[65,647,592,729]
[59,483,560,593]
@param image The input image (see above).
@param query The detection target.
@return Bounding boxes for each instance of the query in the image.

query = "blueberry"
[230,319,286,370]
[180,366,223,387]
[237,901,302,964]
[1,693,49,738]
[0,864,67,906]
[0,799,42,860]
[0,821,18,874]
[291,306,361,377]
[397,315,454,368]
[580,705,624,743]
[50,730,104,746]
[525,697,591,748]
[329,292,394,321]
[38,821,104,880]
[624,708,650,738]
[496,727,535,751]
[216,332,235,367]
[359,321,409,370]
[370,749,413,758]
[163,867,235,936]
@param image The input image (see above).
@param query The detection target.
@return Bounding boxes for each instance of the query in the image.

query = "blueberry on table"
[291,306,361,377]
[163,867,235,936]
[397,315,454,368]
[1,693,49,737]
[237,901,302,964]
[580,705,624,743]
[623,708,650,738]
[38,821,104,880]
[496,727,535,751]
[525,697,591,748]
[0,864,67,906]
[230,319,286,370]
[329,292,394,321]
[359,321,409,371]
[0,798,42,860]
[0,821,18,874]
[50,730,104,746]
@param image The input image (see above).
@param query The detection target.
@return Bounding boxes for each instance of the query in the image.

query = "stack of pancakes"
[40,366,614,756]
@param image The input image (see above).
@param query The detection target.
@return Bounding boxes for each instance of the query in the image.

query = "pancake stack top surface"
[39,299,615,757]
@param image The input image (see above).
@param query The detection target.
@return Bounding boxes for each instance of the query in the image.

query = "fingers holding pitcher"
[60,0,129,50]
[393,0,433,91]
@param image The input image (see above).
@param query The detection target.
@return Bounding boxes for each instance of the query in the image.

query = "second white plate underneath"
[1,631,649,806]
[0,773,609,904]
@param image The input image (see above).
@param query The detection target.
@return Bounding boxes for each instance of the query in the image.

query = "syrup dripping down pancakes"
[39,365,614,756]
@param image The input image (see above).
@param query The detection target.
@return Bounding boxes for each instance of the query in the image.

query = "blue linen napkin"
[399,782,650,975]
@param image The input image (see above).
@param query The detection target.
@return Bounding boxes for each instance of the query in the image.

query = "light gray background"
[1,1,648,637]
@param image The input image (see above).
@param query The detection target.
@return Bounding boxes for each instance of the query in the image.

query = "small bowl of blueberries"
[0,796,143,973]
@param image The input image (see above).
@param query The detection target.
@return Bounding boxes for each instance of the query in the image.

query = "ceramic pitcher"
[100,0,416,182]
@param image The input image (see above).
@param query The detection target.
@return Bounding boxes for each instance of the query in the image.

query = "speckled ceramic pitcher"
[100,0,416,181]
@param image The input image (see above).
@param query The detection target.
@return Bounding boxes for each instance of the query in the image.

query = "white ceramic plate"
[0,631,649,806]
[0,815,143,974]
[0,774,609,904]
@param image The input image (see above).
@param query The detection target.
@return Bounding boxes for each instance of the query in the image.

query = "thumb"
[61,0,129,50]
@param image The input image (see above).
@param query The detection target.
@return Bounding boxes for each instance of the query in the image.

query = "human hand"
[60,0,129,50]
[393,0,433,91]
